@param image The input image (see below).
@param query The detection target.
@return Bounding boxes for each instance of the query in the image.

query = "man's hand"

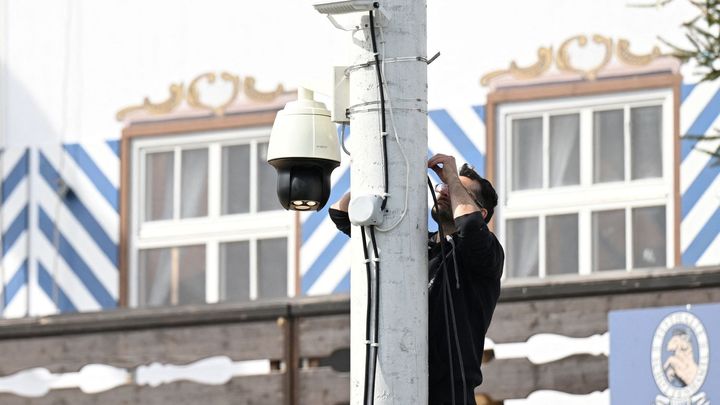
[428,153,480,219]
[331,192,351,212]
[428,154,460,185]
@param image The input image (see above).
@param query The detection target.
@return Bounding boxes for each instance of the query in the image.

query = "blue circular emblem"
[651,311,710,400]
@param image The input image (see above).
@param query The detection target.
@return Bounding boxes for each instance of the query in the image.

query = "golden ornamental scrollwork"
[116,83,184,121]
[480,34,666,86]
[509,47,554,79]
[616,39,662,65]
[481,47,553,86]
[116,72,286,121]
[556,34,613,80]
[186,72,241,116]
[244,77,285,103]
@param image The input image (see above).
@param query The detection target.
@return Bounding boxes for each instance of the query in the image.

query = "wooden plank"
[0,374,286,405]
[289,295,350,317]
[295,356,605,404]
[477,355,607,401]
[122,110,278,138]
[489,286,720,343]
[0,301,289,339]
[0,321,285,375]
[500,266,720,302]
[297,315,350,359]
[297,367,349,405]
[284,316,296,405]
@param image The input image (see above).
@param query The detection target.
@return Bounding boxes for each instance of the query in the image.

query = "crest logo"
[651,311,710,405]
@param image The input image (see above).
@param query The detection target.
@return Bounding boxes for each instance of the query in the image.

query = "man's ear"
[480,208,488,220]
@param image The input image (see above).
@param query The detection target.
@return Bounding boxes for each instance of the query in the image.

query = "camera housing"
[267,88,341,211]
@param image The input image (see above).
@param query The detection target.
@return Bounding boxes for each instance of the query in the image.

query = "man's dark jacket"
[329,209,504,405]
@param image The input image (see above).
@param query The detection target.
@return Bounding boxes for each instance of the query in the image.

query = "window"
[497,88,675,279]
[128,128,295,307]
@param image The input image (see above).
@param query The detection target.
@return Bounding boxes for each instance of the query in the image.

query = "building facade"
[0,0,718,403]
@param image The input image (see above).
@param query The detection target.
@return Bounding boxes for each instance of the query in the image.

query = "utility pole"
[348,1,428,404]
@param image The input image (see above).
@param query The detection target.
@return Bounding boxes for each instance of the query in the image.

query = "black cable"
[360,226,376,405]
[427,177,456,404]
[369,226,381,348]
[441,257,456,405]
[367,226,381,404]
[442,249,468,405]
[366,14,387,398]
[358,8,389,403]
[368,10,390,211]
[427,176,469,405]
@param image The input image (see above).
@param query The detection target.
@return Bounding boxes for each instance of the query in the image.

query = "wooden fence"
[480,265,720,403]
[0,266,717,404]
[0,298,350,405]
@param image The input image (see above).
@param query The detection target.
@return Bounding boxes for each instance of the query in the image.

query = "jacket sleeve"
[454,211,504,279]
[328,208,352,237]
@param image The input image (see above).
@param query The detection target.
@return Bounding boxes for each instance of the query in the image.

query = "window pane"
[222,144,250,215]
[549,114,580,187]
[592,209,626,271]
[633,206,666,268]
[593,110,624,183]
[546,214,578,275]
[257,238,288,299]
[631,106,663,180]
[139,248,172,307]
[180,148,209,218]
[145,152,174,221]
[177,245,206,305]
[257,142,281,211]
[506,217,539,278]
[220,241,250,302]
[511,118,543,191]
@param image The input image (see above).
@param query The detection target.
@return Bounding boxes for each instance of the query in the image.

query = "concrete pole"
[348,1,428,404]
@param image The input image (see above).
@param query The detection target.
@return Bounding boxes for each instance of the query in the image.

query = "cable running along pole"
[348,1,428,404]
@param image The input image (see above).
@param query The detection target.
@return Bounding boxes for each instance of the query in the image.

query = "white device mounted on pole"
[332,66,350,124]
[349,195,384,226]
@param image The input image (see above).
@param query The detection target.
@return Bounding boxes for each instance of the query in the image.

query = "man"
[328,153,504,404]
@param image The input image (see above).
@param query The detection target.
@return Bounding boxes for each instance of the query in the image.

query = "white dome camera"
[267,88,341,211]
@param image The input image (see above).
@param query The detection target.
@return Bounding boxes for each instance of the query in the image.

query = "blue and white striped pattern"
[1,81,715,310]
[680,81,720,267]
[300,105,487,295]
[31,141,120,315]
[1,148,30,318]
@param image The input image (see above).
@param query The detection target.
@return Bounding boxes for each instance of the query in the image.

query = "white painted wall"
[0,0,9,148]
[0,0,701,147]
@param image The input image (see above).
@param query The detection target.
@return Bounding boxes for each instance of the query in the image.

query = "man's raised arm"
[329,192,352,236]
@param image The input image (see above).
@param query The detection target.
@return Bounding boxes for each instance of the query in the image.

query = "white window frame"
[128,127,296,307]
[496,88,675,279]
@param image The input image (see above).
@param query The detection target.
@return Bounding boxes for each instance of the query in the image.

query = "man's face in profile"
[431,176,481,224]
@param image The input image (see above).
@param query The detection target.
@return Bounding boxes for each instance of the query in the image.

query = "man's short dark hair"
[459,163,498,222]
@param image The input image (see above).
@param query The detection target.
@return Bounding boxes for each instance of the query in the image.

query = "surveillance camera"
[267,88,341,211]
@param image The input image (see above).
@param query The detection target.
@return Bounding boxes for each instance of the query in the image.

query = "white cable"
[326,14,366,32]
[375,26,410,232]
[340,123,351,156]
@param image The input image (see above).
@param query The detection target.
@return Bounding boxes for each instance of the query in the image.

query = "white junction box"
[332,66,350,124]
